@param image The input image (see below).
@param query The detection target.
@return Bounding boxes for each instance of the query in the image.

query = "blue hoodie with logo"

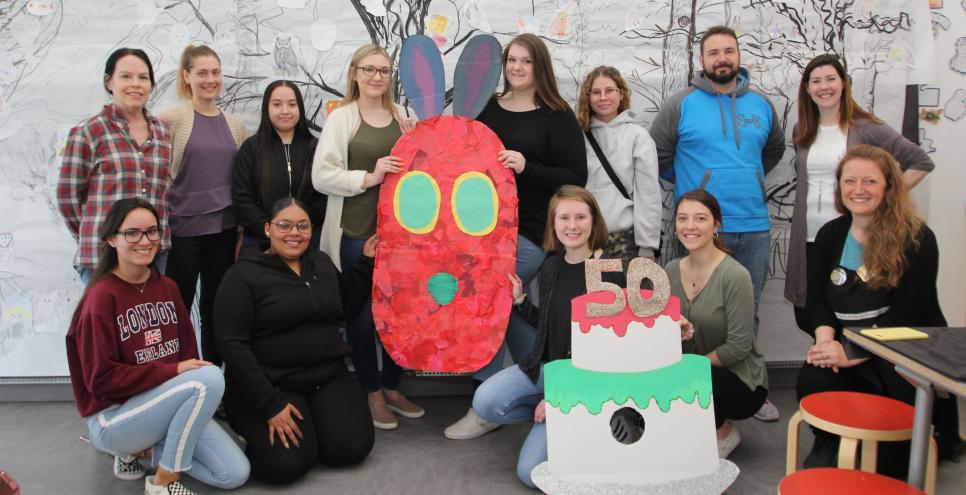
[651,68,785,233]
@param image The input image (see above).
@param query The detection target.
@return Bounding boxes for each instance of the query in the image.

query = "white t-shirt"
[805,124,848,241]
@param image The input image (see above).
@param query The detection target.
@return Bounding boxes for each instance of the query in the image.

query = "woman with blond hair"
[446,32,587,441]
[159,44,247,367]
[796,144,957,473]
[311,44,422,430]
[575,65,660,266]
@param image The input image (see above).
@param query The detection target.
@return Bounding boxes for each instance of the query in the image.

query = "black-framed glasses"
[355,65,394,78]
[117,227,161,243]
[271,220,312,233]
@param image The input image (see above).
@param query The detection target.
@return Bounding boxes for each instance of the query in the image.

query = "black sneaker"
[803,434,839,469]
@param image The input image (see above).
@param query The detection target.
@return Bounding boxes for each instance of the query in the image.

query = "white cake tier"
[571,314,682,372]
[546,396,719,484]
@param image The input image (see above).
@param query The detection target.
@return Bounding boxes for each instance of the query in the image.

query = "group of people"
[58,24,956,494]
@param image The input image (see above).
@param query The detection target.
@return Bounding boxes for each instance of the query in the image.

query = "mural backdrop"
[1,0,956,376]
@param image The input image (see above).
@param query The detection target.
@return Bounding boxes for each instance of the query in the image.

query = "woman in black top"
[797,145,958,473]
[233,81,325,250]
[471,186,617,488]
[213,198,374,485]
[446,32,588,440]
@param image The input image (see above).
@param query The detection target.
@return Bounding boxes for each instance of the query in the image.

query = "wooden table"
[844,327,966,490]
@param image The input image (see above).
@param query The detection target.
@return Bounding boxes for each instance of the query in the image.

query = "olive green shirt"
[341,117,402,238]
[666,255,768,391]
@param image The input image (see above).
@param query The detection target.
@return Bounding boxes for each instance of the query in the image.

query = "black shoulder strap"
[584,129,630,200]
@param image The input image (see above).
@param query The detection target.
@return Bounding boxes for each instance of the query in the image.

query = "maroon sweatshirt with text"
[66,270,198,416]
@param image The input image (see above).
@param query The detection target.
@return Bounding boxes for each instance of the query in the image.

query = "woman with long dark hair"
[446,32,588,440]
[233,80,325,249]
[785,54,935,330]
[66,198,249,495]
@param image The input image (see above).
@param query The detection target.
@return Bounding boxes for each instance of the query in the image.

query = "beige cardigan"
[311,101,408,269]
[158,102,247,178]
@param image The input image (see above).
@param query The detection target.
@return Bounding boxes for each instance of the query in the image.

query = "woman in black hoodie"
[214,197,374,485]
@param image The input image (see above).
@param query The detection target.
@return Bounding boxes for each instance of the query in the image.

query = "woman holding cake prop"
[666,189,769,459]
[796,145,959,473]
[472,185,627,488]
[66,198,249,495]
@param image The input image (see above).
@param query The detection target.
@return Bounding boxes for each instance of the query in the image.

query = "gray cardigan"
[784,119,935,307]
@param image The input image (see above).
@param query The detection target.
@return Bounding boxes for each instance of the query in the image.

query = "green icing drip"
[544,354,713,415]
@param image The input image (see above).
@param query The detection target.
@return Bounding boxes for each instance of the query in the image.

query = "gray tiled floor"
[1,388,964,494]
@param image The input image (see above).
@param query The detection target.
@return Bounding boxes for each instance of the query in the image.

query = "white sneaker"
[113,455,144,480]
[444,408,501,440]
[753,400,780,422]
[717,424,742,459]
[144,476,196,495]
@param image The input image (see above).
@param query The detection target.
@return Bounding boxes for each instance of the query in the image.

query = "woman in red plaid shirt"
[57,48,173,284]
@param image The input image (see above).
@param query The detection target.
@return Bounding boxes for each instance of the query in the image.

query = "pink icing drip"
[571,289,681,337]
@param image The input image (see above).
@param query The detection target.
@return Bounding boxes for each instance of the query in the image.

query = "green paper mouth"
[427,272,459,305]
[544,354,714,415]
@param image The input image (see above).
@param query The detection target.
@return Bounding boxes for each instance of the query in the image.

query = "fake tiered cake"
[543,260,719,484]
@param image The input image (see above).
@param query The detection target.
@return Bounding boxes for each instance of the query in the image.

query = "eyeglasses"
[588,88,621,98]
[271,220,312,233]
[117,227,161,243]
[355,65,394,78]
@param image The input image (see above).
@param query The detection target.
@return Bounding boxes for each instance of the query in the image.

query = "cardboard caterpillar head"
[373,34,517,372]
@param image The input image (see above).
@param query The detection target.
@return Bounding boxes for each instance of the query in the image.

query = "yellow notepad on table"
[860,327,929,341]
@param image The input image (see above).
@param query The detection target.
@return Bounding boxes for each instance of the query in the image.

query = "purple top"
[167,112,237,236]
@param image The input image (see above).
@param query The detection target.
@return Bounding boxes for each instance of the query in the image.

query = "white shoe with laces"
[144,476,196,495]
[753,399,780,422]
[717,424,742,459]
[444,408,501,440]
[112,455,144,480]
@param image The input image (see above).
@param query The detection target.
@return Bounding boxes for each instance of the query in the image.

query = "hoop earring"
[713,231,719,238]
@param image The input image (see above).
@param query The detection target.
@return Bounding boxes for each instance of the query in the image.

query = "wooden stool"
[786,391,937,494]
[779,468,926,495]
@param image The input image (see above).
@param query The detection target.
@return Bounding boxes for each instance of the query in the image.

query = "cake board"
[530,459,739,495]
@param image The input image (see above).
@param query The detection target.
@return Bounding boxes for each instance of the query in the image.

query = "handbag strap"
[584,129,630,200]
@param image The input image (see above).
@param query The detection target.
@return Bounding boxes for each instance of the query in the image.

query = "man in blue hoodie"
[651,25,784,422]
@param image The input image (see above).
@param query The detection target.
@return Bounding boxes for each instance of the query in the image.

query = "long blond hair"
[340,44,398,119]
[834,145,923,289]
[176,45,220,100]
[576,66,631,130]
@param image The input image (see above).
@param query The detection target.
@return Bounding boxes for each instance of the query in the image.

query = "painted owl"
[273,32,300,77]
[372,34,517,372]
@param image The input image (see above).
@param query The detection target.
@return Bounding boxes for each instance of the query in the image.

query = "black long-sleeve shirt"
[232,132,326,242]
[214,247,373,419]
[477,97,587,246]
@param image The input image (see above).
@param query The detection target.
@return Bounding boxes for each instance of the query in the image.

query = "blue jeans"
[473,364,546,488]
[85,366,249,489]
[719,231,770,337]
[473,235,545,381]
[340,236,404,392]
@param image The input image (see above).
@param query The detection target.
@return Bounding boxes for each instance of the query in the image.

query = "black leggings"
[224,367,374,485]
[165,227,236,366]
[711,365,768,428]
[796,359,959,479]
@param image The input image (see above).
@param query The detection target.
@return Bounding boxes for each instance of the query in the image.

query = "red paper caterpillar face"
[373,115,518,372]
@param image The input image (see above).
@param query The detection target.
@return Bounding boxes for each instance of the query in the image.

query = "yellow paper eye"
[452,171,498,236]
[394,171,441,234]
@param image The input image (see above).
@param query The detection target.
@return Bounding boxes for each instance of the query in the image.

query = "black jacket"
[518,253,624,382]
[806,213,946,338]
[232,132,326,242]
[214,247,373,419]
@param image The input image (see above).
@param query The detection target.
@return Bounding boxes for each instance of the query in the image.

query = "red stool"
[779,468,926,495]
[786,391,936,494]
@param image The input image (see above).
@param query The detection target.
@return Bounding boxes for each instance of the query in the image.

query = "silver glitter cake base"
[531,459,739,495]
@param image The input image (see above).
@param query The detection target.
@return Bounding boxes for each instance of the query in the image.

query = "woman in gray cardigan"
[785,55,934,330]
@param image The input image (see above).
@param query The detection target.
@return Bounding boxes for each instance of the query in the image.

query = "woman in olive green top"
[310,44,422,430]
[666,189,768,459]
